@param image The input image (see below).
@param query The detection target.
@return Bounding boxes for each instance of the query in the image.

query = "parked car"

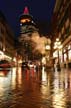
[28,62,34,69]
[0,60,11,69]
[22,62,29,70]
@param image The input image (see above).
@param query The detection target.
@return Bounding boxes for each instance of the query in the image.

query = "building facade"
[0,11,15,62]
[52,0,71,68]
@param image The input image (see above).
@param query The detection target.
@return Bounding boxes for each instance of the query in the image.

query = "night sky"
[0,0,56,37]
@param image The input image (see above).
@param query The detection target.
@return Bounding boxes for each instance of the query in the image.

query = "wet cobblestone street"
[0,67,71,108]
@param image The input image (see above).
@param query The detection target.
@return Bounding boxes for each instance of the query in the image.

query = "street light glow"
[45,45,51,50]
[54,38,62,49]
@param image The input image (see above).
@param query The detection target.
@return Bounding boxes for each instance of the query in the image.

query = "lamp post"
[45,44,51,68]
[54,38,62,71]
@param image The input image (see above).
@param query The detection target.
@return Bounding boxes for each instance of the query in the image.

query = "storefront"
[63,41,71,68]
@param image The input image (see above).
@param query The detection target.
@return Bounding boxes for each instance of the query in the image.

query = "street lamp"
[54,38,62,71]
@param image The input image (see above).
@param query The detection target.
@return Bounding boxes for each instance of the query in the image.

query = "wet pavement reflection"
[0,66,71,108]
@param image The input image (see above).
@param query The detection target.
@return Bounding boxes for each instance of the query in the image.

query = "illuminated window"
[68,50,71,60]
[68,45,71,50]
[20,19,30,23]
[53,51,58,58]
[64,53,67,62]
